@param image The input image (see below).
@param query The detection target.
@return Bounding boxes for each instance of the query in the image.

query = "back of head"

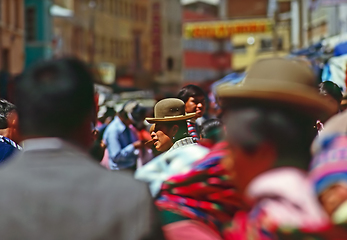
[177,84,205,103]
[319,81,343,104]
[15,58,95,139]
[0,99,16,129]
[200,118,225,144]
[224,102,317,170]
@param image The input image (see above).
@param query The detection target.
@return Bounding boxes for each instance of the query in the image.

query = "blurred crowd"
[1,56,347,239]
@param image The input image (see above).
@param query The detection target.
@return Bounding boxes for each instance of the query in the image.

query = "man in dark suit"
[0,58,164,240]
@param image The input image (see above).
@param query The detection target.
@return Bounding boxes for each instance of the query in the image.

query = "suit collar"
[21,138,80,153]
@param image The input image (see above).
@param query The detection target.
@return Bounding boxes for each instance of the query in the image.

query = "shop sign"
[184,19,273,39]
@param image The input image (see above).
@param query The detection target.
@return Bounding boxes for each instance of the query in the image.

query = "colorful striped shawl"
[155,141,244,234]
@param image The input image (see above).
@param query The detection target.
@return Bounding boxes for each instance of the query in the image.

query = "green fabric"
[160,210,189,225]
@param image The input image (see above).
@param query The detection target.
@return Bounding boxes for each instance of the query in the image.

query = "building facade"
[226,0,291,71]
[291,0,347,49]
[24,0,53,69]
[182,1,232,84]
[153,0,183,87]
[51,0,153,88]
[0,0,25,74]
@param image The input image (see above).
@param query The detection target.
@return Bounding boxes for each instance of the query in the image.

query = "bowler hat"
[146,98,196,124]
[217,58,337,120]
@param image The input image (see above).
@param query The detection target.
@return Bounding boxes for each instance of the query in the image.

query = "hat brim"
[217,81,337,121]
[146,112,196,124]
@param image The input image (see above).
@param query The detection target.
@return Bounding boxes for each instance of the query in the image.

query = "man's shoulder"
[0,139,16,162]
[1,150,150,198]
[104,117,124,135]
[167,143,209,158]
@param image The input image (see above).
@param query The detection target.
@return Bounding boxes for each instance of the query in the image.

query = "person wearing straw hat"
[218,58,336,239]
[135,98,209,196]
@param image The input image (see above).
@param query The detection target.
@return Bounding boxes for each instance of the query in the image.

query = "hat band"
[158,114,186,119]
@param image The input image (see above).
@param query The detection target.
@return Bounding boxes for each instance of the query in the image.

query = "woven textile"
[156,141,243,234]
[310,134,347,194]
[187,120,199,142]
[0,135,21,150]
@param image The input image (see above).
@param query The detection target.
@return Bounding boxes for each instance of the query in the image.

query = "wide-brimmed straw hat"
[146,98,196,124]
[217,57,337,120]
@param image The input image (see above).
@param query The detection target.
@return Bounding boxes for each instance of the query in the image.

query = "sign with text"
[184,19,273,39]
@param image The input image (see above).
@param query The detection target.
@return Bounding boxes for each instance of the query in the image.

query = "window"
[176,23,182,36]
[167,21,172,35]
[14,0,21,29]
[25,7,36,42]
[2,49,9,71]
[124,1,128,18]
[167,57,174,71]
[0,0,2,23]
[135,4,139,21]
[101,37,105,55]
[115,0,120,15]
[259,38,283,52]
[5,0,10,25]
[260,39,272,51]
[232,44,246,54]
[142,7,147,22]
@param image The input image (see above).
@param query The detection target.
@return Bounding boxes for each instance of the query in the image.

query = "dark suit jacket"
[0,138,164,240]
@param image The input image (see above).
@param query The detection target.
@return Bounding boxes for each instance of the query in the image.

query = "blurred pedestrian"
[316,81,342,132]
[218,58,334,239]
[155,121,245,240]
[178,85,206,142]
[199,118,225,148]
[102,100,147,170]
[310,110,347,224]
[0,58,164,240]
[0,99,21,163]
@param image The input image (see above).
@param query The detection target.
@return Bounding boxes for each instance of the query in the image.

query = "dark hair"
[177,84,206,103]
[224,103,316,170]
[0,99,16,129]
[15,58,95,138]
[319,81,343,104]
[162,120,189,142]
[200,118,225,144]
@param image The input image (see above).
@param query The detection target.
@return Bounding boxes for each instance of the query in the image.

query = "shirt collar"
[21,138,66,152]
[168,137,195,152]
[114,116,128,133]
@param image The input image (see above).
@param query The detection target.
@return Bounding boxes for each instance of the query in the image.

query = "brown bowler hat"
[146,98,196,124]
[217,57,337,120]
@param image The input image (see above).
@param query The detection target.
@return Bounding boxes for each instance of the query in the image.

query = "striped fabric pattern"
[187,121,199,142]
[0,135,21,150]
[156,141,243,234]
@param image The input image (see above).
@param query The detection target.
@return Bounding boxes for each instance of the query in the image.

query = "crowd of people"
[1,56,347,239]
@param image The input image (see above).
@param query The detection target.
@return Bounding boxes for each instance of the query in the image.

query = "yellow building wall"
[232,23,291,71]
[53,0,151,72]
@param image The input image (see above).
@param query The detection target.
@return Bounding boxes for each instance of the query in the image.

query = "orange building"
[0,0,25,75]
[52,0,153,88]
